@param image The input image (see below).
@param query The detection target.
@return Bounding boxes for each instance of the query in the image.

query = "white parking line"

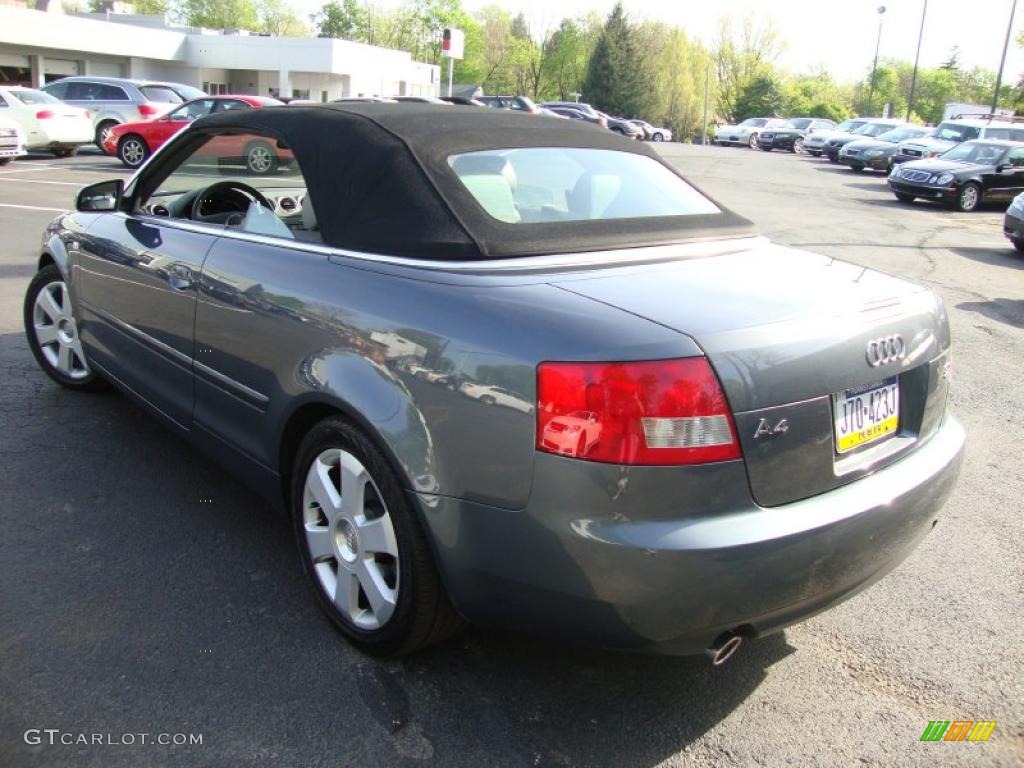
[0,177,82,186]
[0,165,62,174]
[0,203,67,212]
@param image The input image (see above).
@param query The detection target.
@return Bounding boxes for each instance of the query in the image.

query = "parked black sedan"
[888,139,1024,211]
[758,117,835,152]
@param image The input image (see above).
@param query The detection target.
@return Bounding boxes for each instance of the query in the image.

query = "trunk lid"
[553,239,951,506]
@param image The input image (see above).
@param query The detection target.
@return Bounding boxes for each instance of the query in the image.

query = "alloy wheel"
[120,138,146,167]
[302,448,400,631]
[32,281,90,380]
[247,145,273,174]
[959,184,980,212]
[794,137,804,153]
[748,133,758,149]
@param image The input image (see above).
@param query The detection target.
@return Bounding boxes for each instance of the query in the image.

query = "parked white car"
[714,117,789,148]
[458,382,534,413]
[0,86,92,157]
[0,116,25,165]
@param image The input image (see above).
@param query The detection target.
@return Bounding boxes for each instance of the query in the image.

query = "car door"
[75,139,224,428]
[1003,147,1024,198]
[149,99,218,148]
[191,132,328,470]
[981,146,1024,201]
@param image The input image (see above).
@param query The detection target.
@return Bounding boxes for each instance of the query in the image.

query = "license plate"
[833,377,899,454]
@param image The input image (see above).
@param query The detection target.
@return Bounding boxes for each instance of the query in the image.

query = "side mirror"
[996,164,1008,173]
[76,179,123,212]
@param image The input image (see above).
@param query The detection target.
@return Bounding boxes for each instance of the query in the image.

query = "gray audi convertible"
[23,104,964,662]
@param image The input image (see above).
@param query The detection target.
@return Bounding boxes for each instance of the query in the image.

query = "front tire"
[23,264,105,391]
[52,147,78,158]
[894,192,915,203]
[1010,238,1024,254]
[956,182,982,212]
[291,417,462,656]
[748,133,759,149]
[792,137,804,154]
[652,132,664,142]
[117,135,149,168]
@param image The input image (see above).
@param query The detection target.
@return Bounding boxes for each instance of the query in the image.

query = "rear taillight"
[84,110,91,119]
[537,358,741,465]
[138,104,160,117]
[36,110,55,119]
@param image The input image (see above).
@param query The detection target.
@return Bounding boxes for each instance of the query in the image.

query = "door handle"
[167,265,195,291]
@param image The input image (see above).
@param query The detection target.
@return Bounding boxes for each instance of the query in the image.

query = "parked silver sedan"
[24,104,964,660]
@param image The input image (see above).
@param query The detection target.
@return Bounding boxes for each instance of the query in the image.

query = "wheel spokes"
[338,452,367,518]
[308,452,342,518]
[357,515,398,557]
[38,285,64,323]
[356,558,397,625]
[305,524,334,562]
[333,568,361,619]
[34,323,58,345]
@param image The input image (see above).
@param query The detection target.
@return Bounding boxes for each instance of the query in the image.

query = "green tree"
[541,15,601,101]
[712,14,783,122]
[258,0,307,36]
[313,0,367,40]
[733,74,783,121]
[89,0,169,13]
[582,2,644,115]
[178,0,259,30]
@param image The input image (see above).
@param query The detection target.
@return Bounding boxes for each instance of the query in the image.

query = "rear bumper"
[420,414,965,654]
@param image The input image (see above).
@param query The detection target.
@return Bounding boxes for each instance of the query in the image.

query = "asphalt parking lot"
[0,144,1021,768]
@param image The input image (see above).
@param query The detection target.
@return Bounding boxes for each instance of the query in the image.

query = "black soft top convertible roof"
[194,103,754,260]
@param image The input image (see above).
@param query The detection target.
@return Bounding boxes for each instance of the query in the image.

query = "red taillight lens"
[138,104,160,117]
[36,110,55,119]
[537,358,741,465]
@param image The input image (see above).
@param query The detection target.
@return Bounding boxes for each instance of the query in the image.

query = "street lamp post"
[992,0,1019,114]
[867,6,886,116]
[906,0,929,122]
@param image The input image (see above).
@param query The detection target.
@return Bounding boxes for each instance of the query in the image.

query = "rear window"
[140,85,184,104]
[448,148,719,224]
[7,89,60,106]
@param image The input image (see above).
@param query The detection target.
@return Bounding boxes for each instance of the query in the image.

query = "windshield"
[448,147,720,224]
[940,141,1008,164]
[739,118,767,127]
[854,122,899,137]
[835,119,866,133]
[7,89,60,105]
[790,118,813,130]
[877,127,927,143]
[139,85,185,104]
[932,122,981,142]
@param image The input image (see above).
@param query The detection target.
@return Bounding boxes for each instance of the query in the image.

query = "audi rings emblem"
[866,335,906,367]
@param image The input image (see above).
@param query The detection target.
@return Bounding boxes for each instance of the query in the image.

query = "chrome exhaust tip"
[706,632,743,666]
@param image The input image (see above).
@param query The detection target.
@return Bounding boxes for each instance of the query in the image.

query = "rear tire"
[95,120,118,152]
[291,417,463,656]
[23,264,106,392]
[1011,238,1024,254]
[244,140,278,175]
[792,138,804,154]
[652,133,664,142]
[0,158,10,166]
[894,192,915,203]
[52,147,78,158]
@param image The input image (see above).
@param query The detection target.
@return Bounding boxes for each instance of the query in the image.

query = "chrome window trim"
[123,211,766,273]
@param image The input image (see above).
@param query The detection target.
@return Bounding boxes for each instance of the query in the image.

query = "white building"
[0,2,440,101]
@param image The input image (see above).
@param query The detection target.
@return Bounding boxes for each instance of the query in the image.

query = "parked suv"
[43,76,206,150]
[892,116,1024,165]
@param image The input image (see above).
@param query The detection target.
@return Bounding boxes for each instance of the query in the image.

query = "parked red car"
[103,95,285,170]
